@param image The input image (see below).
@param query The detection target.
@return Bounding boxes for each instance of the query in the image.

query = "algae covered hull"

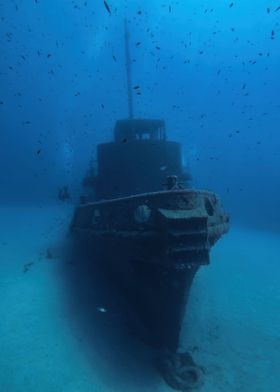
[70,188,229,352]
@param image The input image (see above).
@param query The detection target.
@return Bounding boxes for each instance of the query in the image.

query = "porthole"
[134,204,151,224]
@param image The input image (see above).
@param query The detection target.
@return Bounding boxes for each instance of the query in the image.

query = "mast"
[124,19,134,119]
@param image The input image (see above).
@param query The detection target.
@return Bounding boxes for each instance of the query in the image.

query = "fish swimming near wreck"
[68,20,229,391]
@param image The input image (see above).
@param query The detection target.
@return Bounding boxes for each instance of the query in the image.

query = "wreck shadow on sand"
[59,246,161,391]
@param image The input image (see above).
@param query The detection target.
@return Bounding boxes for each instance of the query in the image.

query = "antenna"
[124,19,134,119]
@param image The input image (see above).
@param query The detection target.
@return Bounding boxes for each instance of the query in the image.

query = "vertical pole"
[124,19,134,119]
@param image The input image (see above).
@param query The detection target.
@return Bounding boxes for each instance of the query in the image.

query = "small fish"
[169,5,171,12]
[112,55,116,62]
[37,149,41,154]
[23,262,34,273]
[275,6,280,12]
[267,7,270,13]
[229,2,234,7]
[97,307,107,313]
[104,1,111,15]
[133,85,140,89]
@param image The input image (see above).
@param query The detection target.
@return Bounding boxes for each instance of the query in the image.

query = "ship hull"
[70,189,229,353]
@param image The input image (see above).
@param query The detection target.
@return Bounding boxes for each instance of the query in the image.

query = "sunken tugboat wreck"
[70,22,229,392]
[70,119,229,390]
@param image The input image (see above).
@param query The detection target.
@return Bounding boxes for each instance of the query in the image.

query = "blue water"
[0,1,279,391]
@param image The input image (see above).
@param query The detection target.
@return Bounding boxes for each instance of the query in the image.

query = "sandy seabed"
[0,205,279,392]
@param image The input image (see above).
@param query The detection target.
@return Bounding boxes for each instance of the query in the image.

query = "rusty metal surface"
[71,189,229,244]
[70,188,229,355]
[71,188,229,270]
